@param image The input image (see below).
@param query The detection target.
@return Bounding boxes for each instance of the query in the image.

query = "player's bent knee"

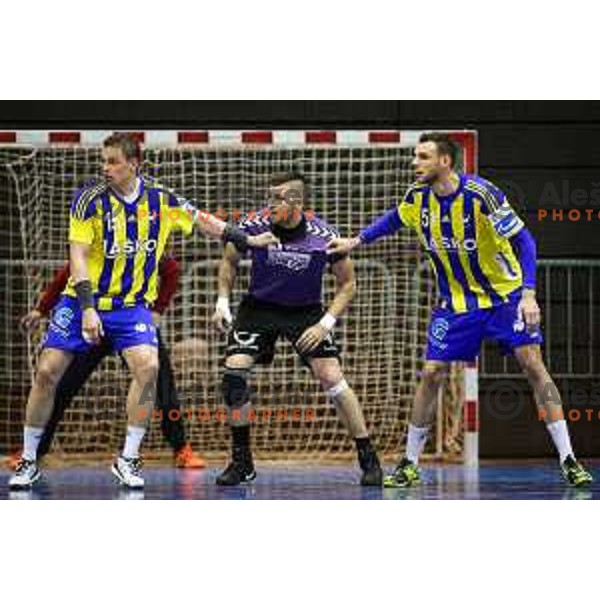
[421,364,449,386]
[317,368,343,390]
[132,358,159,385]
[35,364,61,390]
[515,346,544,375]
[312,360,343,389]
[222,367,250,408]
[324,378,349,403]
[225,354,254,370]
[142,356,160,376]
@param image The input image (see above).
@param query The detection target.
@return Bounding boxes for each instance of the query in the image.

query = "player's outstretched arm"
[70,241,104,344]
[296,257,356,353]
[326,235,362,255]
[211,243,241,333]
[326,207,403,255]
[193,210,279,251]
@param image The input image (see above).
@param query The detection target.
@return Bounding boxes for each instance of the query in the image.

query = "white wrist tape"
[319,312,337,331]
[216,296,232,323]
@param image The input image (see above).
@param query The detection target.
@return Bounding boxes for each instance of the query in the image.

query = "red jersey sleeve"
[36,262,71,316]
[152,257,181,314]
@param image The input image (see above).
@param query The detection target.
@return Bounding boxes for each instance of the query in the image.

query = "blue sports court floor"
[1,460,598,500]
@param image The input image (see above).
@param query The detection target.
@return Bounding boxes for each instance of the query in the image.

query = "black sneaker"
[360,466,383,486]
[358,445,383,486]
[216,460,256,486]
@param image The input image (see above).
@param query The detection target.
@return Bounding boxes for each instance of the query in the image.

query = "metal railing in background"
[480,259,600,379]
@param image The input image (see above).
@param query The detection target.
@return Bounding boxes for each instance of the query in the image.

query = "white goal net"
[0,131,475,461]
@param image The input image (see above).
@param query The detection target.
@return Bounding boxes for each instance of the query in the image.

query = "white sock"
[405,424,429,465]
[545,420,574,463]
[23,426,44,461]
[122,426,146,459]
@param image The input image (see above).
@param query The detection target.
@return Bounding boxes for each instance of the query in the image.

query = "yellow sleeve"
[167,197,196,236]
[397,188,418,229]
[69,184,102,245]
[69,215,95,245]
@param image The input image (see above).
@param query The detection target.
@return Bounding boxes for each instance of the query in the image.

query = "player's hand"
[211,297,233,333]
[82,307,104,344]
[518,290,541,331]
[247,232,280,248]
[296,324,328,354]
[326,236,361,255]
[151,311,162,326]
[20,309,43,333]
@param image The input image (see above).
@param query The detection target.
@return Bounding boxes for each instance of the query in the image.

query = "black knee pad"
[222,368,250,409]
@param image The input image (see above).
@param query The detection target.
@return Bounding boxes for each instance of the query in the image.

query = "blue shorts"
[43,296,158,354]
[425,297,543,362]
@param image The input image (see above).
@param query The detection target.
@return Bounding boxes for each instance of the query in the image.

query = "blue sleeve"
[510,228,537,289]
[359,208,403,245]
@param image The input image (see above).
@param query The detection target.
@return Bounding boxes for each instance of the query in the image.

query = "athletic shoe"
[383,458,421,488]
[361,466,383,486]
[8,458,41,490]
[174,444,206,469]
[358,445,383,486]
[112,455,144,489]
[561,455,593,487]
[216,450,256,486]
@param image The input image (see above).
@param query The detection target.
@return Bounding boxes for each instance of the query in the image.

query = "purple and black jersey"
[238,211,343,306]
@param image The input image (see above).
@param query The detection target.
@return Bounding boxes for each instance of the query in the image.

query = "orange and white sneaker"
[4,450,22,471]
[174,444,206,469]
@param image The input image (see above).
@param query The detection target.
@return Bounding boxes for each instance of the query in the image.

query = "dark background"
[1,100,598,458]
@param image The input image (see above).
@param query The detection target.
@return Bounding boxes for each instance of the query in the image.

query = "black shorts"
[226,296,341,366]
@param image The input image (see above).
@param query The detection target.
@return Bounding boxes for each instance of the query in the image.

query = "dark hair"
[269,171,306,188]
[103,132,142,163]
[418,132,459,168]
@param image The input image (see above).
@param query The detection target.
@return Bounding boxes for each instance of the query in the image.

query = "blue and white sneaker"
[8,458,41,490]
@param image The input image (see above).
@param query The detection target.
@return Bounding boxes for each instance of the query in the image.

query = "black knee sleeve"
[222,368,250,409]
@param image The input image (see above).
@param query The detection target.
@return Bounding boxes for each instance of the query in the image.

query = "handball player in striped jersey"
[328,132,592,488]
[9,132,277,490]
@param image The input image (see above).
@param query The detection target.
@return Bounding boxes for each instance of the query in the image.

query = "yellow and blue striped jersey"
[398,174,525,313]
[65,177,196,311]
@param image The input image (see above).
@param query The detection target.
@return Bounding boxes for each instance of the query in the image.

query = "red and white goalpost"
[0,129,478,463]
